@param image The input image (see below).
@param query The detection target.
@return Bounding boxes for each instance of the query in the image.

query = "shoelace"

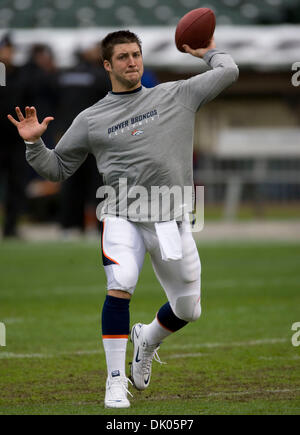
[110,376,133,398]
[142,345,166,374]
[123,377,134,398]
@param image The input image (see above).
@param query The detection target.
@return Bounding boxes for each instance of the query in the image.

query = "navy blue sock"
[101,295,130,338]
[157,302,188,332]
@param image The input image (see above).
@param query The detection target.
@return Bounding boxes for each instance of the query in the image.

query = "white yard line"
[0,349,104,359]
[0,337,289,360]
[166,352,208,359]
[0,352,51,359]
[167,337,288,350]
[259,355,300,361]
[1,318,24,325]
[207,277,300,288]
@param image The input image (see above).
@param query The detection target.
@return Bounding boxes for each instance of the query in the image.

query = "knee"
[174,294,201,322]
[106,261,139,294]
[112,263,139,292]
[108,289,131,299]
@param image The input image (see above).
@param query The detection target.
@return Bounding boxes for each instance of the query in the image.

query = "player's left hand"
[7,106,54,143]
[183,37,216,58]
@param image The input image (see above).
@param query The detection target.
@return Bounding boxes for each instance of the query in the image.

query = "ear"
[103,59,112,73]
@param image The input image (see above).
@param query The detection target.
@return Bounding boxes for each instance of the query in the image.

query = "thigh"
[148,221,201,309]
[100,217,146,294]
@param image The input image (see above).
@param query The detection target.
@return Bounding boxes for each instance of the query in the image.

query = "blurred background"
[0,0,300,242]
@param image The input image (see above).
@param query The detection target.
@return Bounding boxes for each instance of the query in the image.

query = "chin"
[114,73,141,90]
[126,79,140,89]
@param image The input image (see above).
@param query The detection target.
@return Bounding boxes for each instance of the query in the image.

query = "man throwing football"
[8,31,238,408]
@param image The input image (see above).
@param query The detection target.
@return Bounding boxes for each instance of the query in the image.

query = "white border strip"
[0,337,289,360]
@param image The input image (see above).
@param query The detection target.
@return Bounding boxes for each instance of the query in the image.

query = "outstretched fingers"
[15,106,25,121]
[24,106,37,118]
[7,106,25,126]
[25,106,32,118]
[7,114,19,127]
[8,106,54,132]
[30,106,38,118]
[7,106,36,127]
[42,116,54,127]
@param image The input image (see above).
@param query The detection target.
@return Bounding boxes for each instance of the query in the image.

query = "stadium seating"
[0,0,299,28]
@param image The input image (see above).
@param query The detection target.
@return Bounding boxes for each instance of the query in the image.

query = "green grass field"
[0,240,299,415]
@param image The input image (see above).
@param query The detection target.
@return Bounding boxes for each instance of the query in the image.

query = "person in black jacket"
[0,34,26,238]
[20,43,59,150]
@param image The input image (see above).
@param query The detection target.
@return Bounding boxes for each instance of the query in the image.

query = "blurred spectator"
[18,43,61,227]
[56,42,111,238]
[0,34,26,238]
[20,44,59,148]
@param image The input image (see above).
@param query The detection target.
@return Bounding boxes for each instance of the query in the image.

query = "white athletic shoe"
[104,372,133,409]
[130,323,164,391]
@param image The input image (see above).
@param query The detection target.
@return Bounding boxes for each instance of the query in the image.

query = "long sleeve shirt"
[25,49,239,221]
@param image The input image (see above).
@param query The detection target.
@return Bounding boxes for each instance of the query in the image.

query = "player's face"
[104,43,144,92]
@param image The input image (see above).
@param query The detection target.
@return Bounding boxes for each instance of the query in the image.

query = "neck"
[110,79,142,93]
[111,86,142,95]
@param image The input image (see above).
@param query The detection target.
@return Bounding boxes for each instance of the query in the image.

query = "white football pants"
[101,216,201,322]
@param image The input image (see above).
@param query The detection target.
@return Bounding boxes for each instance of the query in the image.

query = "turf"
[0,240,299,415]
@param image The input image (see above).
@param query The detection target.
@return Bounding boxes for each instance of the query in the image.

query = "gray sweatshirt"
[26,49,239,221]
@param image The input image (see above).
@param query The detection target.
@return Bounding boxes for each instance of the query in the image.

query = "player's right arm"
[166,38,239,112]
[7,106,90,182]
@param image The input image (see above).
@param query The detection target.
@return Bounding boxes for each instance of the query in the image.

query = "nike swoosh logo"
[135,347,141,363]
[144,375,150,385]
[134,327,140,339]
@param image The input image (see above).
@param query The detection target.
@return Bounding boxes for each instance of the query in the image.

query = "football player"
[8,30,239,408]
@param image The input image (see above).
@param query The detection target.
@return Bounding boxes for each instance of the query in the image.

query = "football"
[175,8,216,53]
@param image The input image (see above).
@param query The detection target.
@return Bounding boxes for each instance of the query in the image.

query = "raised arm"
[172,38,239,112]
[8,106,90,182]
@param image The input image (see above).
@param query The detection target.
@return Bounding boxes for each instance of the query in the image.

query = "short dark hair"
[100,30,142,63]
